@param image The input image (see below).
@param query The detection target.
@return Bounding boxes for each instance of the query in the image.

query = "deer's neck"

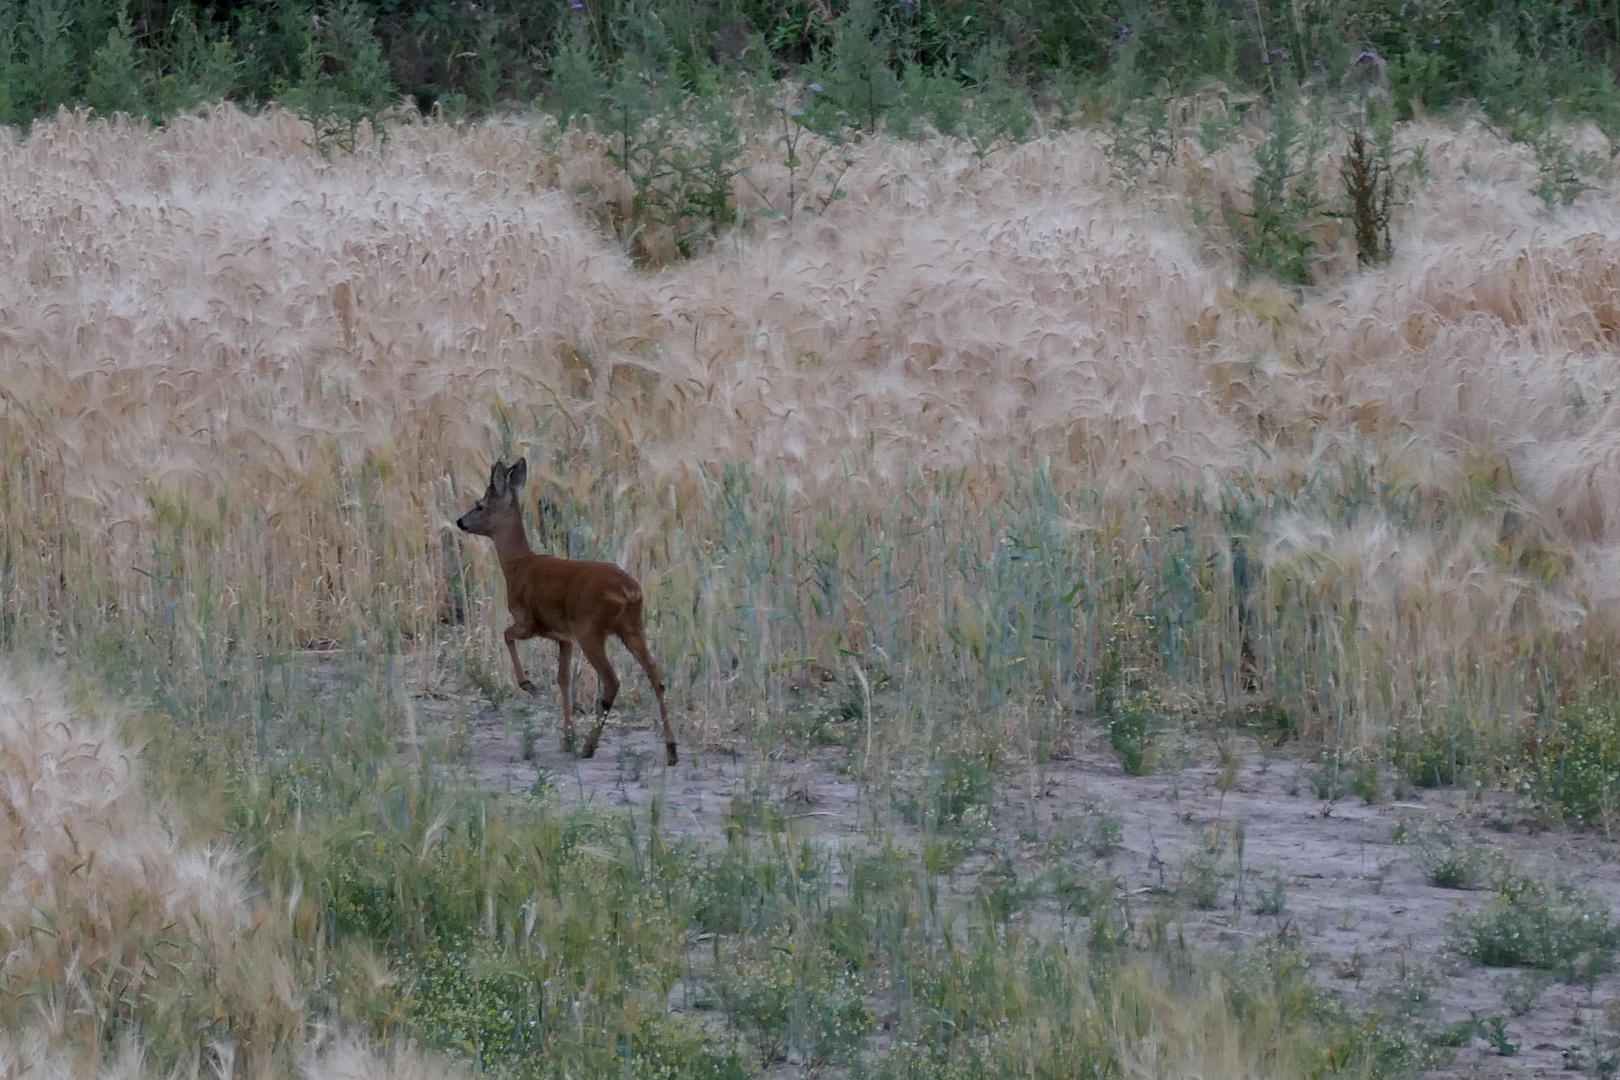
[489,518,535,575]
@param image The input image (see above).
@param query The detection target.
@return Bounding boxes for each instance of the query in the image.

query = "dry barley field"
[3,102,1620,1077]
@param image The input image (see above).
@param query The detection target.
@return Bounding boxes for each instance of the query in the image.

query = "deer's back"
[508,553,643,637]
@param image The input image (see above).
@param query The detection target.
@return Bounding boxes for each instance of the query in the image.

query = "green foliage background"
[2,0,1618,132]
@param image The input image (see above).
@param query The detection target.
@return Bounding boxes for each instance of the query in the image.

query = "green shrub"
[891,63,966,138]
[1494,969,1553,1016]
[1387,49,1455,117]
[1350,760,1383,803]
[1247,700,1297,746]
[960,45,1032,158]
[898,746,996,830]
[1529,131,1600,211]
[1413,827,1491,889]
[277,0,396,155]
[1176,850,1228,909]
[84,12,144,118]
[545,41,607,126]
[1249,866,1288,915]
[1399,727,1478,789]
[1310,759,1350,800]
[1086,807,1125,856]
[4,0,1620,134]
[1536,698,1620,827]
[149,13,239,116]
[8,0,79,123]
[1235,101,1326,285]
[1047,862,1119,920]
[711,933,869,1067]
[1108,690,1158,775]
[802,0,899,136]
[1449,871,1619,977]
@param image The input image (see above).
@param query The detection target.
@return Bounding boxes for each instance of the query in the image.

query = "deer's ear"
[507,458,528,492]
[489,460,508,494]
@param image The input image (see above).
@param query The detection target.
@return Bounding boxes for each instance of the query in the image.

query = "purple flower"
[809,82,823,93]
[570,0,584,9]
[1356,49,1378,62]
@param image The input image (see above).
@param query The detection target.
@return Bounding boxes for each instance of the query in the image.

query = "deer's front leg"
[506,625,540,697]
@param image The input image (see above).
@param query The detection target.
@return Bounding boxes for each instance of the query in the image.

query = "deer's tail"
[607,581,643,611]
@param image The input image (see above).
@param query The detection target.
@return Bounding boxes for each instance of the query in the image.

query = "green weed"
[1341,125,1395,264]
[1176,850,1228,910]
[1413,827,1492,889]
[1235,100,1326,285]
[1249,866,1289,915]
[1495,969,1553,1015]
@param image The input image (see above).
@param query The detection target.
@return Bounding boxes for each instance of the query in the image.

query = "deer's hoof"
[666,744,679,766]
[519,679,539,697]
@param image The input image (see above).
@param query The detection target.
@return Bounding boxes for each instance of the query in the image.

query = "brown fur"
[457,458,676,765]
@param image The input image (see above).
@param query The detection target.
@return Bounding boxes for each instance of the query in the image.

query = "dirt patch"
[412,681,1620,1079]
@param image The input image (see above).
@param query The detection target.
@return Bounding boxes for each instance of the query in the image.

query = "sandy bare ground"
[401,675,1620,1079]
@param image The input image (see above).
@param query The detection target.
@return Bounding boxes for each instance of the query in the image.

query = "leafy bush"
[897,746,996,830]
[1235,101,1326,285]
[84,13,144,118]
[1387,48,1456,117]
[710,933,870,1067]
[1529,131,1600,210]
[1399,726,1480,789]
[801,0,899,135]
[1310,758,1350,800]
[1249,866,1289,915]
[1535,697,1620,827]
[1086,807,1125,856]
[891,63,967,138]
[1108,689,1159,775]
[1412,827,1492,888]
[277,0,397,154]
[1449,871,1619,977]
[1494,969,1553,1016]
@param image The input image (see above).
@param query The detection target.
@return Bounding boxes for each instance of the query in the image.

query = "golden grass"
[1,102,1617,755]
[0,669,464,1078]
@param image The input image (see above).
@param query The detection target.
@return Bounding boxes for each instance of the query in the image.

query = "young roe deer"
[456,458,676,765]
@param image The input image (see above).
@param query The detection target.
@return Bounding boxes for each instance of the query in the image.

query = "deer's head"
[456,457,528,536]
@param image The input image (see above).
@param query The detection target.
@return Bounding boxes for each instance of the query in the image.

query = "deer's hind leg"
[555,638,576,753]
[578,635,620,759]
[621,628,676,765]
